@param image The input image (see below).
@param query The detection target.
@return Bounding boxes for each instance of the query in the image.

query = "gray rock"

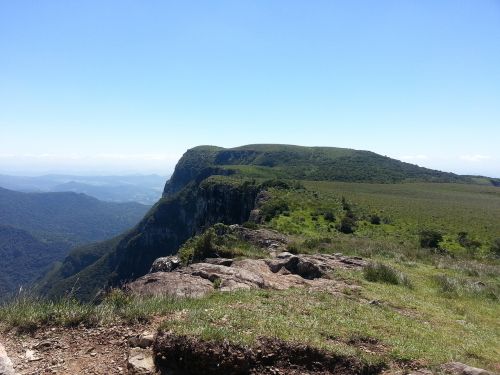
[129,332,155,349]
[128,253,366,299]
[0,342,15,375]
[441,362,494,375]
[203,258,233,266]
[126,272,214,298]
[127,347,156,375]
[150,256,180,273]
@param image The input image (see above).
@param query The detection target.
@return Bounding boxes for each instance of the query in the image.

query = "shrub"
[364,263,411,287]
[261,179,291,190]
[370,215,381,225]
[261,199,290,221]
[338,216,356,234]
[490,238,500,258]
[434,274,459,296]
[178,228,221,265]
[419,230,442,249]
[323,211,335,222]
[286,242,301,254]
[457,232,481,254]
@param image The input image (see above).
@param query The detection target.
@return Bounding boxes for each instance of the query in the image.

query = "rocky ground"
[2,325,494,375]
[1,322,155,375]
[127,252,366,299]
[0,243,495,374]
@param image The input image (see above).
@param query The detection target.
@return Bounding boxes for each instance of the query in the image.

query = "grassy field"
[265,181,500,255]
[1,178,499,372]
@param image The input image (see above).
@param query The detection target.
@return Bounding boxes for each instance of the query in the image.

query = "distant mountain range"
[0,174,167,205]
[0,187,151,299]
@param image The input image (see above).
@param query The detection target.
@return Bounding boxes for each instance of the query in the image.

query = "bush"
[323,211,335,222]
[338,216,356,234]
[370,215,381,225]
[261,199,290,221]
[419,230,442,249]
[490,238,500,258]
[178,228,221,265]
[434,274,459,295]
[364,263,412,287]
[457,232,481,254]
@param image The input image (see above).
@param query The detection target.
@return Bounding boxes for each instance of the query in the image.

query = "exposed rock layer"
[127,253,366,298]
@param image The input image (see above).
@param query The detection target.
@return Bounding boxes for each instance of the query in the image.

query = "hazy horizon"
[1,1,499,177]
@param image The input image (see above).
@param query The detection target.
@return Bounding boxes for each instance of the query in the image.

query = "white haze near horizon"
[0,149,498,179]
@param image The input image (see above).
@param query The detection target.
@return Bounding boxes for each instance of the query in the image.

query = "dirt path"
[1,322,155,375]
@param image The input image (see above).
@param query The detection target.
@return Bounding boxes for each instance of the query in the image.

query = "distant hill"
[39,144,499,301]
[0,174,166,205]
[0,225,67,297]
[0,187,150,299]
[0,187,150,244]
[163,144,489,196]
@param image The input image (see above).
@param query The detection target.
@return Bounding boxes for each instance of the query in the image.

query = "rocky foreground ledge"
[126,252,367,299]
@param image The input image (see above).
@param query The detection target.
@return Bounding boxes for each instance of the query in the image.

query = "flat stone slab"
[127,347,156,375]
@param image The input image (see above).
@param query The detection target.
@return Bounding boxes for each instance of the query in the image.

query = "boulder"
[150,256,180,273]
[127,347,156,375]
[441,362,494,375]
[0,342,15,375]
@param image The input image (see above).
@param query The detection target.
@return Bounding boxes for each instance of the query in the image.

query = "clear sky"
[1,1,499,176]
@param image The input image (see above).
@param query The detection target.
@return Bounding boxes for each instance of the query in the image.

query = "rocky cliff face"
[41,175,261,300]
[110,178,260,285]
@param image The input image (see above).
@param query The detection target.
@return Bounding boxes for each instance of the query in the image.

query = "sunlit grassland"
[274,181,500,251]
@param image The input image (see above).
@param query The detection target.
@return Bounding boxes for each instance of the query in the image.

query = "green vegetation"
[0,187,150,245]
[178,223,267,265]
[364,262,412,287]
[0,187,149,299]
[7,144,498,371]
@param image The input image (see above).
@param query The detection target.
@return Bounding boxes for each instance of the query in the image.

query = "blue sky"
[1,1,499,176]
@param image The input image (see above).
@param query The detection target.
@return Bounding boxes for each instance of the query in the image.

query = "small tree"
[419,230,442,249]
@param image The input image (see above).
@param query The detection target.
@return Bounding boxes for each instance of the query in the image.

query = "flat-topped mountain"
[164,144,499,195]
[38,144,499,301]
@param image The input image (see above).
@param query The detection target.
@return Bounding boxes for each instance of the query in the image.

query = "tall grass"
[363,263,412,288]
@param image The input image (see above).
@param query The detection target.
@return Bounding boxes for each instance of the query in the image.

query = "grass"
[2,244,498,371]
[2,173,499,372]
[304,181,500,250]
[364,262,412,288]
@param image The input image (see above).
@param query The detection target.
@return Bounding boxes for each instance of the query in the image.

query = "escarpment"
[40,174,263,301]
[38,143,487,301]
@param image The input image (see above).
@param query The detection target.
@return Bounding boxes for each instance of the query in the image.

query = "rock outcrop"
[149,256,180,273]
[441,362,494,375]
[127,252,366,298]
[229,224,289,253]
[0,342,15,375]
